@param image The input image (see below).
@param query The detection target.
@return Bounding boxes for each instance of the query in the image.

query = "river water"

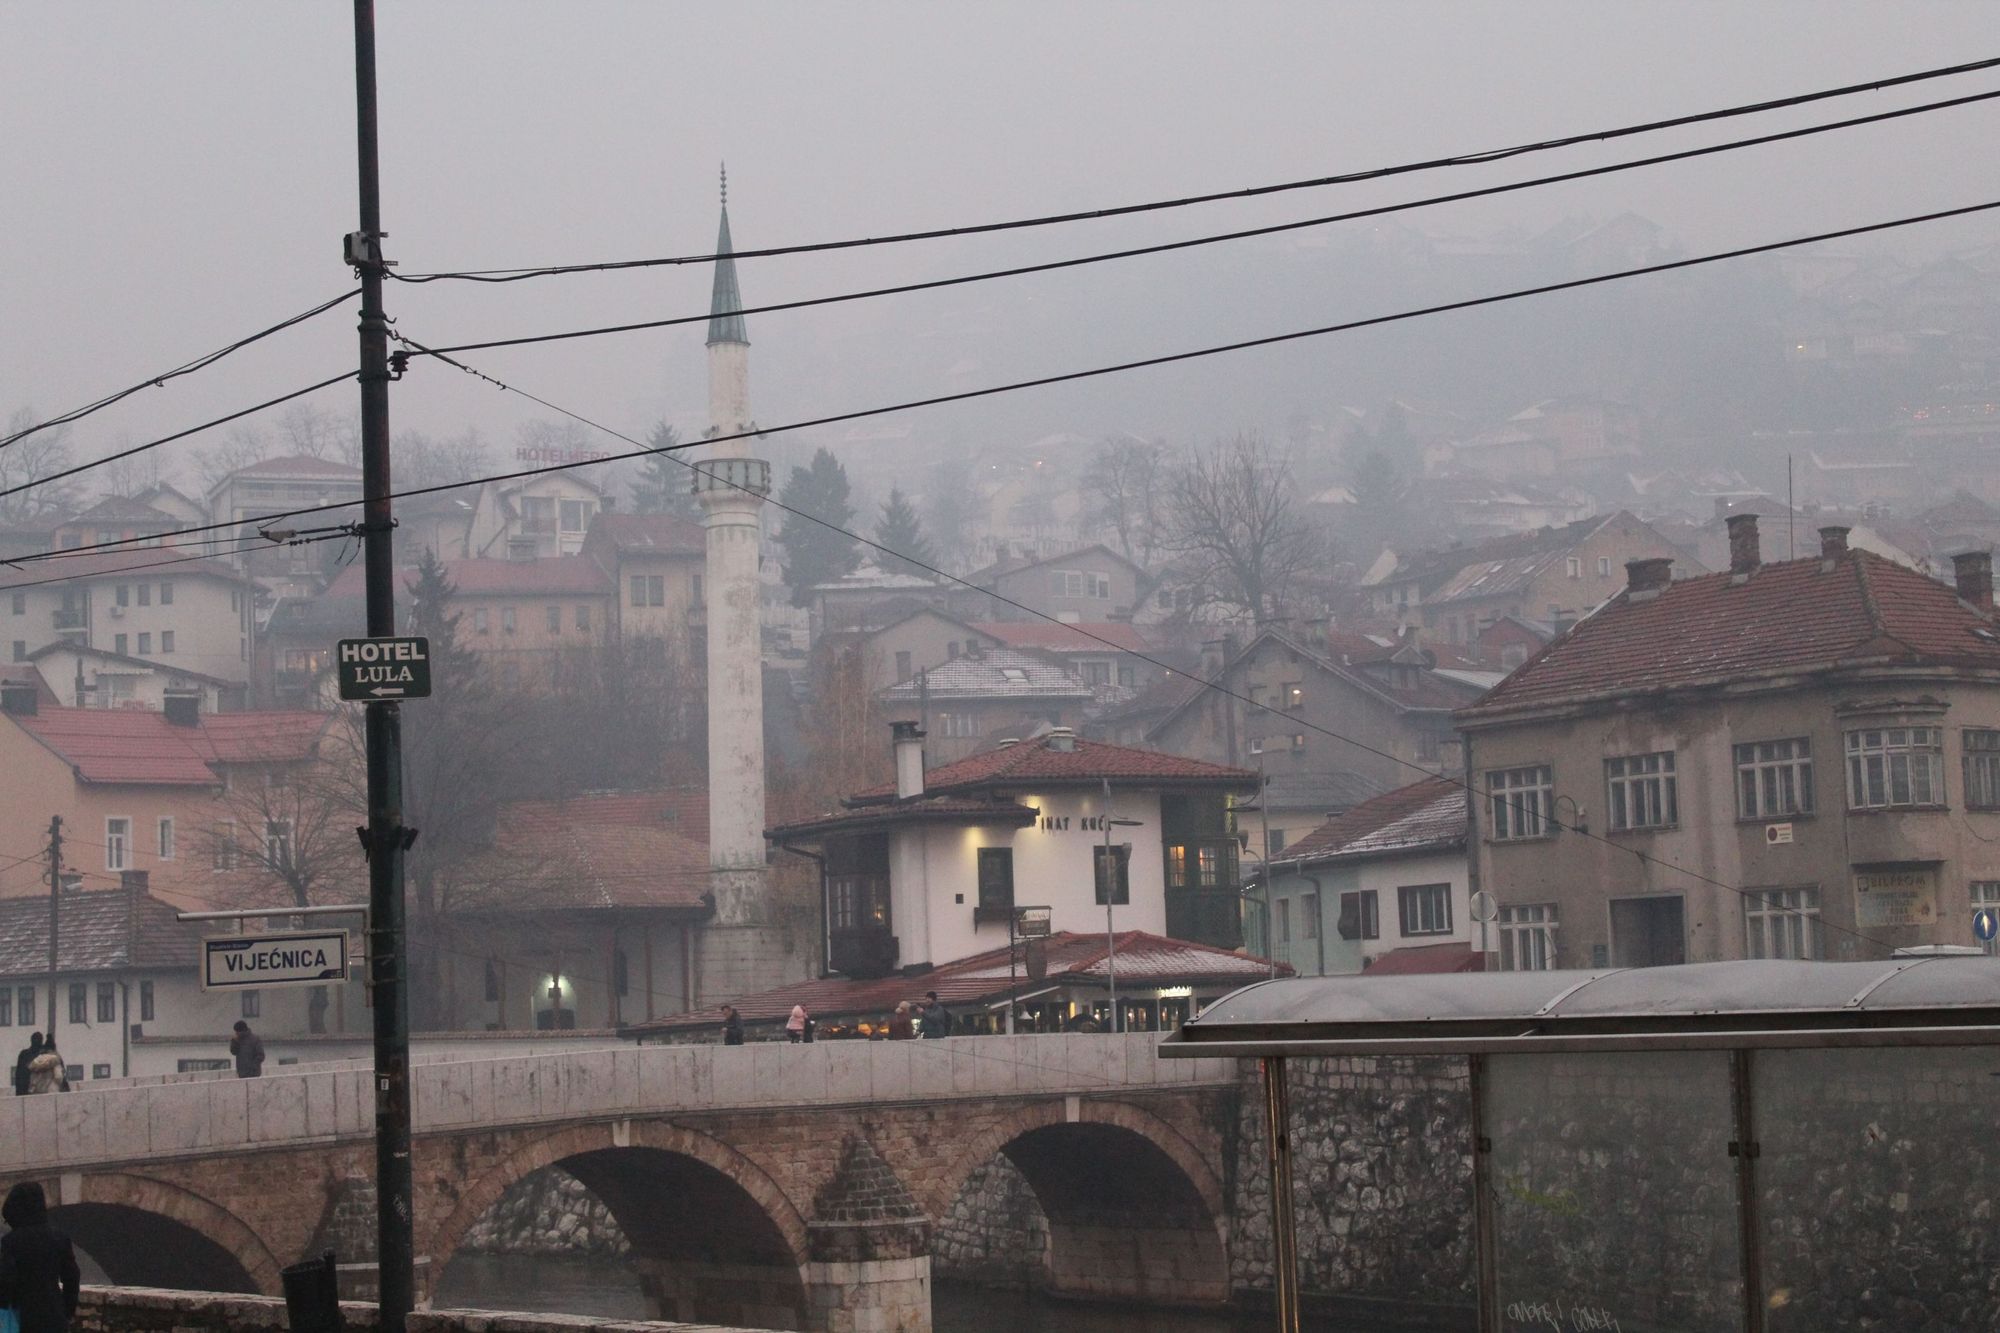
[434,1253,1386,1331]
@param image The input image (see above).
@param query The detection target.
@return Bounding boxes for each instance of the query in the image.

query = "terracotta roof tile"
[768,795,1039,841]
[1278,775,1465,862]
[325,555,611,599]
[1464,549,2000,717]
[9,707,332,785]
[0,889,205,975]
[477,790,715,912]
[1364,942,1485,975]
[854,734,1258,801]
[588,512,705,556]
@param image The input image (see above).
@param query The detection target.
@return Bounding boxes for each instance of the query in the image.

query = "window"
[1974,882,2000,956]
[1289,733,1306,753]
[10,642,22,663]
[140,980,155,1022]
[474,608,489,634]
[1276,898,1291,943]
[160,582,173,605]
[560,499,588,532]
[1117,665,1135,688]
[115,585,130,607]
[630,575,645,605]
[214,820,238,871]
[177,1059,232,1073]
[1965,730,2000,810]
[1606,751,1678,830]
[999,667,1029,685]
[1566,557,1582,578]
[106,817,131,871]
[937,712,981,739]
[113,633,127,655]
[91,1064,110,1081]
[1488,766,1553,840]
[1845,727,1945,809]
[976,848,1015,913]
[0,989,10,1026]
[1266,829,1288,857]
[265,819,293,869]
[137,584,151,607]
[242,990,261,1019]
[160,631,174,654]
[1196,845,1224,887]
[1745,887,1822,959]
[1083,661,1111,686]
[483,958,502,1002]
[1497,904,1558,970]
[613,949,629,997]
[97,982,116,1023]
[692,574,703,605]
[502,607,516,634]
[8,594,21,615]
[1338,890,1379,941]
[69,984,86,1025]
[17,988,33,1027]
[546,605,562,634]
[522,496,556,534]
[1300,892,1319,939]
[1398,883,1453,936]
[1735,738,1813,819]
[631,575,666,608]
[1049,570,1111,599]
[895,651,913,681]
[1093,844,1131,906]
[1282,682,1304,710]
[1597,557,1611,576]
[157,817,174,861]
[137,632,152,655]
[1248,737,1264,755]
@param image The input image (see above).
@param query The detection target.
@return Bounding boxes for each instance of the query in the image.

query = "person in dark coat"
[0,1181,81,1333]
[230,1021,265,1078]
[720,1006,744,1046]
[920,992,951,1038]
[12,1033,41,1097]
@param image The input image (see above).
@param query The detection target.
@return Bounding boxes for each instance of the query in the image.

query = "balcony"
[690,458,771,498]
[53,609,86,632]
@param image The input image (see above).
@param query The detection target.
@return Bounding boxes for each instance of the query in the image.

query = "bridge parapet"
[0,1034,1233,1174]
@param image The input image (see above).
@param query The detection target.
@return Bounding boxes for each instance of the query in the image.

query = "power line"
[0,372,359,505]
[0,532,342,592]
[387,54,2000,284]
[0,290,362,452]
[431,356,1903,959]
[19,194,2000,569]
[411,85,2000,362]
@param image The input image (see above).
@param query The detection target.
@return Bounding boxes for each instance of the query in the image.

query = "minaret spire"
[707,163,749,348]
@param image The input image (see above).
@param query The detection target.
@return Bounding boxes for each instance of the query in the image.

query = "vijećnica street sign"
[203,930,351,990]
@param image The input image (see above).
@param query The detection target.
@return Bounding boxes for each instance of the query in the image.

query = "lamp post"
[1099,779,1144,1033]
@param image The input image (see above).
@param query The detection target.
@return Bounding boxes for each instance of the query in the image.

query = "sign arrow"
[369,686,406,697]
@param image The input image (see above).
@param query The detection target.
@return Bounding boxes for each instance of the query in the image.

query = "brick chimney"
[1953,550,1994,609]
[1625,557,1673,598]
[890,720,926,799]
[1819,526,1851,559]
[1726,513,1761,575]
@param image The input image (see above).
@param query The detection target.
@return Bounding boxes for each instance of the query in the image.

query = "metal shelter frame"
[1159,958,2000,1333]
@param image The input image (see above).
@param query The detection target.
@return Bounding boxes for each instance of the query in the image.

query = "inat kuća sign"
[203,930,351,990]
[336,636,432,701]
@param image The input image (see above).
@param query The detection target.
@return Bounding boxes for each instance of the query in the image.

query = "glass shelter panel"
[1484,1051,1742,1333]
[1753,1046,2000,1331]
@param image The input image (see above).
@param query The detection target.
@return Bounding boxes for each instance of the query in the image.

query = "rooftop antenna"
[1788,453,1796,560]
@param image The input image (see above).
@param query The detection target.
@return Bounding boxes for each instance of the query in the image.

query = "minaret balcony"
[690,458,771,498]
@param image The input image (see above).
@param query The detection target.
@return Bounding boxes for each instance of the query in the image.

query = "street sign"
[336,636,431,701]
[1468,891,1498,924]
[203,930,351,990]
[1977,908,1999,943]
[1015,906,1053,938]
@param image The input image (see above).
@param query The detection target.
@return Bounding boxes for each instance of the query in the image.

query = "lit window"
[1606,751,1678,830]
[1498,904,1558,970]
[1964,730,2000,810]
[1283,683,1304,710]
[1974,882,2000,957]
[1488,766,1554,841]
[1398,883,1452,936]
[1845,727,1944,809]
[1735,738,1813,819]
[1745,887,1822,959]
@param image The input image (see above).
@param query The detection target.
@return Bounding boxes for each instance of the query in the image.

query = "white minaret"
[693,167,781,1002]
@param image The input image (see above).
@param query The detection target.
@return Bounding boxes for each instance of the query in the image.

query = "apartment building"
[1456,516,2000,970]
[0,550,257,689]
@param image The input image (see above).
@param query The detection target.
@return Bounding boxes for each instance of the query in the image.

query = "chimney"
[163,689,201,728]
[1726,513,1761,575]
[0,680,38,717]
[891,720,926,799]
[120,870,149,896]
[1953,550,1994,608]
[1046,725,1077,753]
[1625,557,1673,598]
[1819,526,1851,560]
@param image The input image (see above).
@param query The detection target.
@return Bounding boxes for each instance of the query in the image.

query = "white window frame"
[1736,738,1813,820]
[1606,751,1678,831]
[1497,903,1558,971]
[1964,729,2000,811]
[214,819,238,871]
[105,816,131,872]
[1974,881,2000,957]
[1845,727,1945,809]
[1745,886,1822,959]
[1397,883,1453,937]
[1488,765,1554,841]
[1565,557,1582,578]
[157,817,174,861]
[265,818,294,869]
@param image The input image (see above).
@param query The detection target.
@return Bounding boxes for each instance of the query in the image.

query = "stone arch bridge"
[0,1034,1240,1331]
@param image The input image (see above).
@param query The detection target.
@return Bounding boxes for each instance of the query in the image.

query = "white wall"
[1270,847,1472,976]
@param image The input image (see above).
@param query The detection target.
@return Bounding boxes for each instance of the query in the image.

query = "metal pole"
[1468,1054,1500,1333]
[46,815,62,1047]
[1730,1049,1767,1333]
[1103,779,1117,1033]
[350,2,414,1322]
[1261,1055,1300,1333]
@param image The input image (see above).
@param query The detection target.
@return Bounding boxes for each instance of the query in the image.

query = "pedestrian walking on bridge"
[230,1021,265,1078]
[11,1033,41,1097]
[0,1181,80,1333]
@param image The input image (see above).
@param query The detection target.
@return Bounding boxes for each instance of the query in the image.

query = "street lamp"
[1099,779,1145,1033]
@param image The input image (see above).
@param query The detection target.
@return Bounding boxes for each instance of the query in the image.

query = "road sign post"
[336,637,432,702]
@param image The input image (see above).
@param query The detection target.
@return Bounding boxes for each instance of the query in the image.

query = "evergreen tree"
[774,448,862,605]
[629,422,699,520]
[874,487,937,577]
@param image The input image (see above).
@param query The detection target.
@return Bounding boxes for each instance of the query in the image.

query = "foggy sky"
[8,2,2000,491]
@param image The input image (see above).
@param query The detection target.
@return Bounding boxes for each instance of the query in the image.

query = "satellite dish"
[1469,891,1499,924]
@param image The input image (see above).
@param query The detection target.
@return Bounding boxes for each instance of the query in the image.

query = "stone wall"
[461,1165,632,1257]
[930,1155,1048,1288]
[72,1286,766,1333]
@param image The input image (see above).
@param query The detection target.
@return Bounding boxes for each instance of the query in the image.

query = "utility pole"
[45,816,62,1046]
[349,2,414,1323]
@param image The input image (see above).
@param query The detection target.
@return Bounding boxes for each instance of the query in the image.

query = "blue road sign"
[1975,908,1998,943]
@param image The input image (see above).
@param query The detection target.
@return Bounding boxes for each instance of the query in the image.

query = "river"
[433,1253,1397,1331]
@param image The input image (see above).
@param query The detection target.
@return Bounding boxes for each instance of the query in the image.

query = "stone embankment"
[73,1287,759,1333]
[461,1166,631,1257]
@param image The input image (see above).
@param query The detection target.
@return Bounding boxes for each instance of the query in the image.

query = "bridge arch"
[427,1121,811,1329]
[931,1098,1231,1307]
[48,1172,279,1296]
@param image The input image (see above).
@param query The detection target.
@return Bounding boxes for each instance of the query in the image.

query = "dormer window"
[999,667,1029,684]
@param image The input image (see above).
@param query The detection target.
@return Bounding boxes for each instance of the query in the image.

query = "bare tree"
[0,408,81,523]
[1082,436,1165,564]
[276,402,360,465]
[393,427,492,490]
[194,424,272,493]
[1162,432,1321,620]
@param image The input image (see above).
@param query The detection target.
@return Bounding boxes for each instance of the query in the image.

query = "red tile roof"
[0,888,206,975]
[0,549,250,591]
[588,512,705,557]
[1278,775,1466,863]
[225,454,363,479]
[9,707,333,785]
[769,795,1039,841]
[1364,942,1485,975]
[1463,549,2000,718]
[853,733,1257,802]
[627,930,1288,1032]
[967,621,1153,654]
[325,555,613,599]
[478,789,715,912]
